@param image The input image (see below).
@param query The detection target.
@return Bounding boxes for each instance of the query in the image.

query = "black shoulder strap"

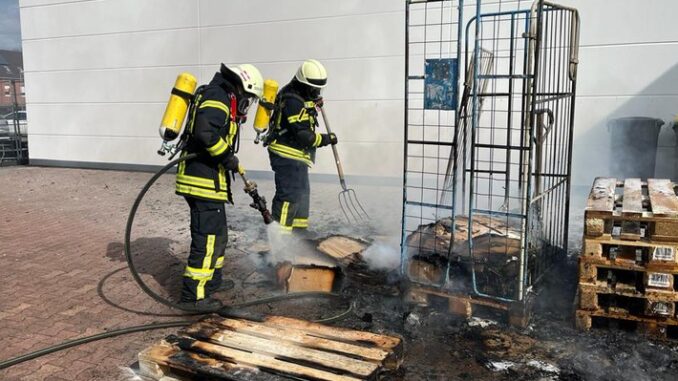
[178,85,211,146]
[277,92,305,106]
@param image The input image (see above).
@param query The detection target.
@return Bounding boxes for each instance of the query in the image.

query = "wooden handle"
[319,106,348,190]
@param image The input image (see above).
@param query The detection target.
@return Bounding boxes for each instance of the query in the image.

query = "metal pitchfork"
[317,104,370,224]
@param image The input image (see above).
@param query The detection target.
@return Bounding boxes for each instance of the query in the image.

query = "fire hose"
[0,154,353,370]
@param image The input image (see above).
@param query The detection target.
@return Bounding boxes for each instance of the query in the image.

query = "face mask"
[238,97,257,115]
[308,87,322,101]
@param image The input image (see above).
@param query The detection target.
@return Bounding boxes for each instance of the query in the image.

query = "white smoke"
[263,222,335,267]
[362,237,401,271]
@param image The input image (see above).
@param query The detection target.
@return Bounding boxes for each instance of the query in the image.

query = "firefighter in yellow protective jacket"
[176,63,263,309]
[266,60,337,232]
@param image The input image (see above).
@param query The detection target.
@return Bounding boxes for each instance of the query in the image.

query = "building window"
[4,85,10,96]
[20,86,25,96]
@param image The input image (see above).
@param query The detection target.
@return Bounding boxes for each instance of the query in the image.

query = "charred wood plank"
[648,179,678,216]
[166,335,364,381]
[182,321,379,378]
[587,177,617,213]
[203,317,391,363]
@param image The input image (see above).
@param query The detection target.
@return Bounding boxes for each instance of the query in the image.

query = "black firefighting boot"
[178,297,223,312]
[211,279,235,293]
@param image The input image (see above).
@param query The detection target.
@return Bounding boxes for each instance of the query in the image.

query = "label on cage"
[647,273,671,288]
[424,59,458,110]
[611,226,622,236]
[652,247,675,262]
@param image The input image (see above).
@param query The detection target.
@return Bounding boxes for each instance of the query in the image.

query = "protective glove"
[318,133,338,147]
[315,97,324,108]
[222,154,240,172]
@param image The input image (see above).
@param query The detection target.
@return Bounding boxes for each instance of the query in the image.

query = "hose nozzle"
[238,171,273,225]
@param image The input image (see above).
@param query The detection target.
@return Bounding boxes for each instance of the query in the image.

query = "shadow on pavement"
[100,238,190,316]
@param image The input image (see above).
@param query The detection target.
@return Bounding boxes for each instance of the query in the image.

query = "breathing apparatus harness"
[170,84,272,225]
[261,92,314,147]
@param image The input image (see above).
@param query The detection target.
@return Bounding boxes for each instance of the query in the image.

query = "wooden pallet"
[575,309,678,340]
[578,257,678,296]
[139,315,403,381]
[404,285,531,328]
[578,283,677,317]
[582,236,678,268]
[585,178,678,242]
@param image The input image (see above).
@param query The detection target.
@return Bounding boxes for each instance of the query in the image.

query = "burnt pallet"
[585,178,678,242]
[139,314,403,381]
[404,285,531,328]
[578,283,677,318]
[575,309,678,341]
[579,257,678,296]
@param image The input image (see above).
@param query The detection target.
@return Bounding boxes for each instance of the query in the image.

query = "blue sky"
[0,0,21,51]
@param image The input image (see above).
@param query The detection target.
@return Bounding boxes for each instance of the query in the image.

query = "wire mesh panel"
[401,0,464,286]
[465,1,580,301]
[465,8,533,301]
[524,1,580,292]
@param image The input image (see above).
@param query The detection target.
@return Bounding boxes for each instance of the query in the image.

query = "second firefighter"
[265,59,337,233]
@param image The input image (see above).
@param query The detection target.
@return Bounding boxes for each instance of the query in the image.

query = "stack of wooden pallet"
[576,177,678,340]
[139,314,403,380]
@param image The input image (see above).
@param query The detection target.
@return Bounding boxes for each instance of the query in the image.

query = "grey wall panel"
[577,43,678,97]
[21,0,198,39]
[28,134,165,164]
[199,12,403,64]
[199,0,403,26]
[23,29,200,72]
[20,0,93,8]
[24,66,201,104]
[26,103,165,137]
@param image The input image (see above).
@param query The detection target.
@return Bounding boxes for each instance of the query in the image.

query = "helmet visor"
[306,77,327,88]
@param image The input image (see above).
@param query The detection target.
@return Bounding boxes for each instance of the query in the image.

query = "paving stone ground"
[0,166,400,380]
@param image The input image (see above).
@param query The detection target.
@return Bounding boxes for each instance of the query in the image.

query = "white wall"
[20,0,405,177]
[555,0,678,187]
[19,0,678,185]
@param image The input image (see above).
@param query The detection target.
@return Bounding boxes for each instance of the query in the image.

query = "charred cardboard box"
[405,215,528,300]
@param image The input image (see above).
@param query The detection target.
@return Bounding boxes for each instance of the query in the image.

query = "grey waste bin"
[608,117,664,179]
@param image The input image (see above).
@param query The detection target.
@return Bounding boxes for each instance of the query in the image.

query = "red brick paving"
[0,165,395,380]
[0,167,206,380]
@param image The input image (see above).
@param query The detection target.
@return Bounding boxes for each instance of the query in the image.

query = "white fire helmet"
[227,64,264,99]
[295,59,327,88]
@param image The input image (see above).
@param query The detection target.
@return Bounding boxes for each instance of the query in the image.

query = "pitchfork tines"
[338,181,370,224]
[318,105,370,224]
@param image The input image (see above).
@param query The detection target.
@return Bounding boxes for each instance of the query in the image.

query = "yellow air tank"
[253,79,279,139]
[159,72,198,142]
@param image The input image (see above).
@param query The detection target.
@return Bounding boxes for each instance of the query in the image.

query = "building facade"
[18,0,678,186]
[0,50,25,109]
